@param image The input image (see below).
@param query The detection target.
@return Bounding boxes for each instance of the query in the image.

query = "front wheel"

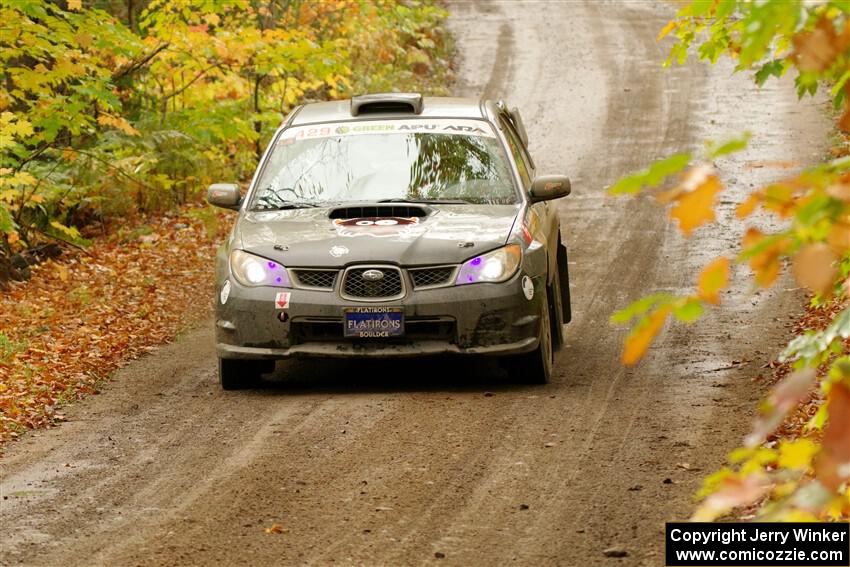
[504,287,553,384]
[218,358,272,390]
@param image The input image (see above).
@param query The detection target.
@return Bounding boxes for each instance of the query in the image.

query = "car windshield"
[250,119,517,209]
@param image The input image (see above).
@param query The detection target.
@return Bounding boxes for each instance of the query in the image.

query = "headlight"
[456,244,521,285]
[230,249,291,287]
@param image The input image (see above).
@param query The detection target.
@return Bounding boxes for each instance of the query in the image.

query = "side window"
[499,117,532,188]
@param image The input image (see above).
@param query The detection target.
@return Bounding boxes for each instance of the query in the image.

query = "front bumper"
[215,272,544,359]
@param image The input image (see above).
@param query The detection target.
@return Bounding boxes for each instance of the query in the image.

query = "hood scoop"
[328,204,430,220]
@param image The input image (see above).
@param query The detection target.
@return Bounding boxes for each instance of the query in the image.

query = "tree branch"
[161,62,222,101]
[112,42,170,82]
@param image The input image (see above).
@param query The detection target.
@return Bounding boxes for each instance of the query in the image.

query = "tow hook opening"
[278,311,289,322]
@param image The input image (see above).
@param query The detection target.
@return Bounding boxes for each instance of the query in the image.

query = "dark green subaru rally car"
[208,93,571,389]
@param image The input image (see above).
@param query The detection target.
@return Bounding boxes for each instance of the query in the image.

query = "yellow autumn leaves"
[619,258,730,366]
[612,154,849,366]
[657,163,723,236]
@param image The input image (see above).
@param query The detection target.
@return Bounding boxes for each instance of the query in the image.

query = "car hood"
[236,204,521,267]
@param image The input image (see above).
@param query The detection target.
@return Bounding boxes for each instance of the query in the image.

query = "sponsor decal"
[275,291,291,310]
[329,245,350,257]
[279,119,496,143]
[220,280,231,305]
[522,276,534,300]
[442,124,488,135]
[333,216,421,239]
[398,124,437,130]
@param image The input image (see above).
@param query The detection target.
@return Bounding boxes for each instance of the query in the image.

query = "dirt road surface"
[0,2,829,566]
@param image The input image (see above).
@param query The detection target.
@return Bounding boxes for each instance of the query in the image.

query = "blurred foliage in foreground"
[0,0,451,267]
[611,0,849,521]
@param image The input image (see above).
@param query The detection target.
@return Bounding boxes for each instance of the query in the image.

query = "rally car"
[208,93,571,389]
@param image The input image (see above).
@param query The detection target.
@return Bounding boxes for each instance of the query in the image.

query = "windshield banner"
[279,119,496,145]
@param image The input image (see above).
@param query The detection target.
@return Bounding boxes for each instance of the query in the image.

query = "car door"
[498,115,559,285]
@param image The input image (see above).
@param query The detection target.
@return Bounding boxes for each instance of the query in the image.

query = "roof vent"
[350,93,423,116]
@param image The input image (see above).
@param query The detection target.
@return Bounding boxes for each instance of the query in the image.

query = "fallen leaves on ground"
[0,205,231,444]
[723,296,850,521]
[264,523,287,534]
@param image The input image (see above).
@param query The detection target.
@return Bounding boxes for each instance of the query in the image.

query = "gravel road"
[0,1,829,566]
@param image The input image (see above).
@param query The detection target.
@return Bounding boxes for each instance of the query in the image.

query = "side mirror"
[529,175,571,203]
[207,183,241,210]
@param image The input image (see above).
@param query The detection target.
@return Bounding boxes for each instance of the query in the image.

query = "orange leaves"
[839,104,850,134]
[793,243,838,296]
[0,207,232,444]
[669,172,722,235]
[615,257,734,366]
[745,369,816,448]
[96,114,139,136]
[264,523,287,534]
[657,20,677,42]
[655,164,723,237]
[792,17,850,73]
[692,473,769,522]
[815,382,850,491]
[736,192,761,219]
[697,258,730,304]
[622,306,671,366]
[742,228,788,288]
[827,218,850,257]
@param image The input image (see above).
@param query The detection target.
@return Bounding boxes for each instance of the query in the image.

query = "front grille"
[409,266,456,289]
[292,269,337,290]
[342,266,403,300]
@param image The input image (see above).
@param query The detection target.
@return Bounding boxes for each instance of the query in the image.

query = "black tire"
[549,263,566,351]
[557,242,571,324]
[505,286,553,384]
[218,358,271,390]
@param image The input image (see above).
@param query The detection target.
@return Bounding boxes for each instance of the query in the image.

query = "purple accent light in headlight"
[267,262,291,287]
[455,244,521,286]
[457,258,488,284]
[231,249,292,288]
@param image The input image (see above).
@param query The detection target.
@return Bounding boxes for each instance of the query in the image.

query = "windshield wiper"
[253,201,321,211]
[377,198,471,205]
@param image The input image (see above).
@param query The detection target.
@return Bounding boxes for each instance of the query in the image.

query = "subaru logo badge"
[362,269,384,281]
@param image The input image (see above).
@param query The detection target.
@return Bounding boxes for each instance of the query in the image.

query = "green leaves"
[0,0,450,256]
[781,307,850,366]
[607,152,691,195]
[706,132,751,159]
[755,60,788,86]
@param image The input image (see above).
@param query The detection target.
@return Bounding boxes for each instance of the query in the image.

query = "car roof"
[289,96,488,126]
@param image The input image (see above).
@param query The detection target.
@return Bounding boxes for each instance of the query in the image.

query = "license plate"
[344,307,404,338]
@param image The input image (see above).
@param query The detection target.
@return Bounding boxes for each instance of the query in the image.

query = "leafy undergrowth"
[0,206,231,444]
[766,299,848,440]
[696,294,850,522]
